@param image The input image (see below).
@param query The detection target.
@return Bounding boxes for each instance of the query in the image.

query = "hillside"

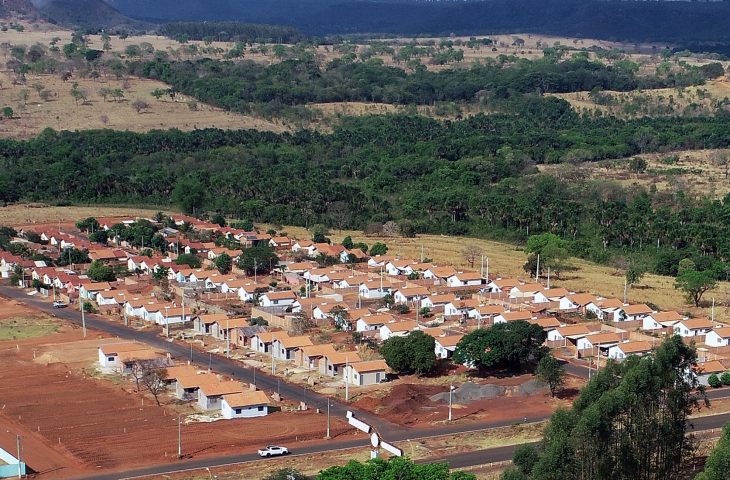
[108,0,730,46]
[31,0,148,30]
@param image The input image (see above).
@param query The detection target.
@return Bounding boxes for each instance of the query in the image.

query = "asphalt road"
[2,286,729,479]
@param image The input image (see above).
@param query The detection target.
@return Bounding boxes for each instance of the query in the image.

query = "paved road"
[3,286,729,479]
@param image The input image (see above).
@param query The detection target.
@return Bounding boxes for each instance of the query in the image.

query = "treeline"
[132,56,710,108]
[4,108,730,276]
[159,22,308,44]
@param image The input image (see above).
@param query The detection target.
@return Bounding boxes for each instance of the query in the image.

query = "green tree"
[76,217,100,232]
[2,106,13,119]
[214,252,233,274]
[175,253,201,268]
[708,373,721,388]
[318,456,474,480]
[380,331,437,375]
[57,248,90,266]
[675,269,717,307]
[369,242,388,256]
[453,321,547,372]
[629,157,648,173]
[341,235,354,249]
[89,230,109,244]
[721,372,730,386]
[310,224,330,243]
[696,423,730,480]
[172,177,206,214]
[87,260,116,282]
[512,444,539,476]
[265,469,309,480]
[536,355,565,397]
[237,246,279,276]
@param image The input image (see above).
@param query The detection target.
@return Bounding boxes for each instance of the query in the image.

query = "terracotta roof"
[499,311,533,321]
[568,293,598,306]
[357,313,395,326]
[450,271,482,281]
[556,325,591,337]
[696,360,726,374]
[491,278,519,288]
[615,341,652,354]
[325,351,362,364]
[426,294,457,305]
[300,344,338,357]
[397,286,430,297]
[264,291,297,301]
[165,365,200,380]
[513,283,544,293]
[197,314,230,325]
[383,320,417,333]
[420,327,445,338]
[84,282,113,291]
[530,317,561,329]
[428,266,458,278]
[649,311,684,322]
[99,342,150,355]
[278,335,314,349]
[597,298,625,309]
[223,391,270,407]
[254,331,289,343]
[678,318,714,330]
[436,335,464,347]
[217,317,251,330]
[582,332,621,345]
[350,360,389,373]
[176,373,217,389]
[474,305,503,315]
[543,287,570,298]
[199,380,244,397]
[622,304,653,315]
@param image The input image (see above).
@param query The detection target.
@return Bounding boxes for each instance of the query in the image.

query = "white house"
[585,298,625,322]
[435,335,463,359]
[251,331,289,354]
[355,313,395,333]
[705,326,730,347]
[674,318,714,338]
[546,324,592,343]
[576,332,621,352]
[379,320,417,341]
[494,310,534,324]
[198,381,244,411]
[221,391,270,419]
[608,341,652,360]
[421,294,457,310]
[485,278,519,293]
[642,311,684,331]
[444,298,479,317]
[291,240,317,256]
[695,360,727,386]
[260,291,297,308]
[97,342,162,374]
[446,272,483,287]
[358,281,393,299]
[273,335,314,361]
[344,360,389,386]
[620,304,653,322]
[220,280,266,302]
[319,351,362,377]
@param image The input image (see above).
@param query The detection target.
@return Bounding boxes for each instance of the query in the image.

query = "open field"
[0,307,350,478]
[0,298,62,340]
[539,147,730,200]
[0,203,167,226]
[0,71,287,139]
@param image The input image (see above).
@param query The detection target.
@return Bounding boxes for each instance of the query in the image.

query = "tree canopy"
[453,321,547,371]
[380,330,437,375]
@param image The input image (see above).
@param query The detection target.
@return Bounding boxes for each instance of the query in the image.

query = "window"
[235,408,242,414]
[258,406,264,411]
[107,356,115,361]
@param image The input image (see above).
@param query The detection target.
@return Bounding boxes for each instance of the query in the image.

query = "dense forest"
[133,56,714,110]
[159,22,307,44]
[3,105,730,279]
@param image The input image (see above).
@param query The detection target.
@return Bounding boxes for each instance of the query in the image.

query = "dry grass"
[0,203,168,226]
[0,71,287,138]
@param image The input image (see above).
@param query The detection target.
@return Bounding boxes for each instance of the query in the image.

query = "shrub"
[720,371,730,386]
[708,373,721,388]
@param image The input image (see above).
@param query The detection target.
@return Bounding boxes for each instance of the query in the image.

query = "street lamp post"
[326,397,331,439]
[80,298,87,338]
[165,306,170,338]
[177,415,182,459]
[448,382,455,422]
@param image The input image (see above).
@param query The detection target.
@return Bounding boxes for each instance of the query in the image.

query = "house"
[221,391,270,419]
[297,343,338,369]
[444,298,479,317]
[468,305,503,322]
[220,280,267,302]
[642,311,684,331]
[260,291,297,308]
[358,280,393,300]
[393,286,430,305]
[530,317,561,330]
[379,320,417,341]
[355,313,395,333]
[586,298,625,322]
[269,236,292,250]
[319,351,362,377]
[486,278,519,293]
[538,287,571,305]
[80,282,113,300]
[251,331,289,354]
[509,283,545,300]
[494,311,534,324]
[446,272,483,287]
[344,360,389,386]
[312,302,350,321]
[563,293,599,313]
[194,314,230,335]
[340,249,368,264]
[674,318,714,338]
[174,372,215,401]
[367,255,396,268]
[435,335,463,359]
[576,332,622,352]
[546,324,592,343]
[608,341,653,360]
[232,325,267,348]
[695,360,727,386]
[291,240,316,256]
[620,304,653,322]
[97,342,164,374]
[421,294,457,310]
[198,381,245,411]
[273,335,314,360]
[211,317,250,341]
[423,266,458,281]
[705,326,730,347]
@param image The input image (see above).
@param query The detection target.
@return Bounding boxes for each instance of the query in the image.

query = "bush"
[708,373,722,388]
[720,372,730,386]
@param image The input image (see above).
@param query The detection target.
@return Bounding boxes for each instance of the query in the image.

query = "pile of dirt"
[430,380,547,404]
[354,384,443,425]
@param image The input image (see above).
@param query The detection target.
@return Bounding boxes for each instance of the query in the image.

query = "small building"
[435,335,463,359]
[706,326,730,347]
[251,331,289,354]
[674,318,714,338]
[174,372,216,401]
[260,291,297,308]
[620,304,653,322]
[344,360,389,386]
[494,310,534,324]
[379,320,417,341]
[608,341,653,361]
[198,380,244,411]
[642,311,684,331]
[221,391,270,419]
[194,314,230,335]
[546,325,592,344]
[576,332,622,353]
[320,351,362,377]
[694,360,727,386]
[297,343,338,370]
[273,335,314,360]
[97,342,162,374]
[355,313,395,333]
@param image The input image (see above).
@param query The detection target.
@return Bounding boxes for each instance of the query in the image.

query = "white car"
[258,445,289,457]
[52,300,67,308]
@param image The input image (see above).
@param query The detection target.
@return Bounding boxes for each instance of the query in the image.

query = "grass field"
[0,204,168,226]
[0,316,59,340]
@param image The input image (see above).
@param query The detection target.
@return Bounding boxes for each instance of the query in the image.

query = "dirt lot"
[0,305,349,478]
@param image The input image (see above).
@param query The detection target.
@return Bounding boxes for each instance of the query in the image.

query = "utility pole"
[326,397,331,439]
[122,293,127,326]
[177,415,182,459]
[80,298,87,338]
[226,317,230,358]
[535,254,540,281]
[712,298,715,322]
[345,356,349,402]
[271,349,275,375]
[485,257,489,282]
[623,277,628,304]
[16,435,21,479]
[448,383,455,422]
[165,306,170,338]
[547,267,551,289]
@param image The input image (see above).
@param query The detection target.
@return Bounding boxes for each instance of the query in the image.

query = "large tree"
[674,268,717,307]
[237,245,279,276]
[87,260,116,282]
[536,354,565,397]
[513,336,706,480]
[696,423,730,480]
[380,330,437,375]
[453,321,547,372]
[318,457,475,480]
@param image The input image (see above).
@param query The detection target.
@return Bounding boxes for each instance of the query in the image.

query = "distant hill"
[0,0,38,16]
[105,0,730,45]
[30,0,148,30]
